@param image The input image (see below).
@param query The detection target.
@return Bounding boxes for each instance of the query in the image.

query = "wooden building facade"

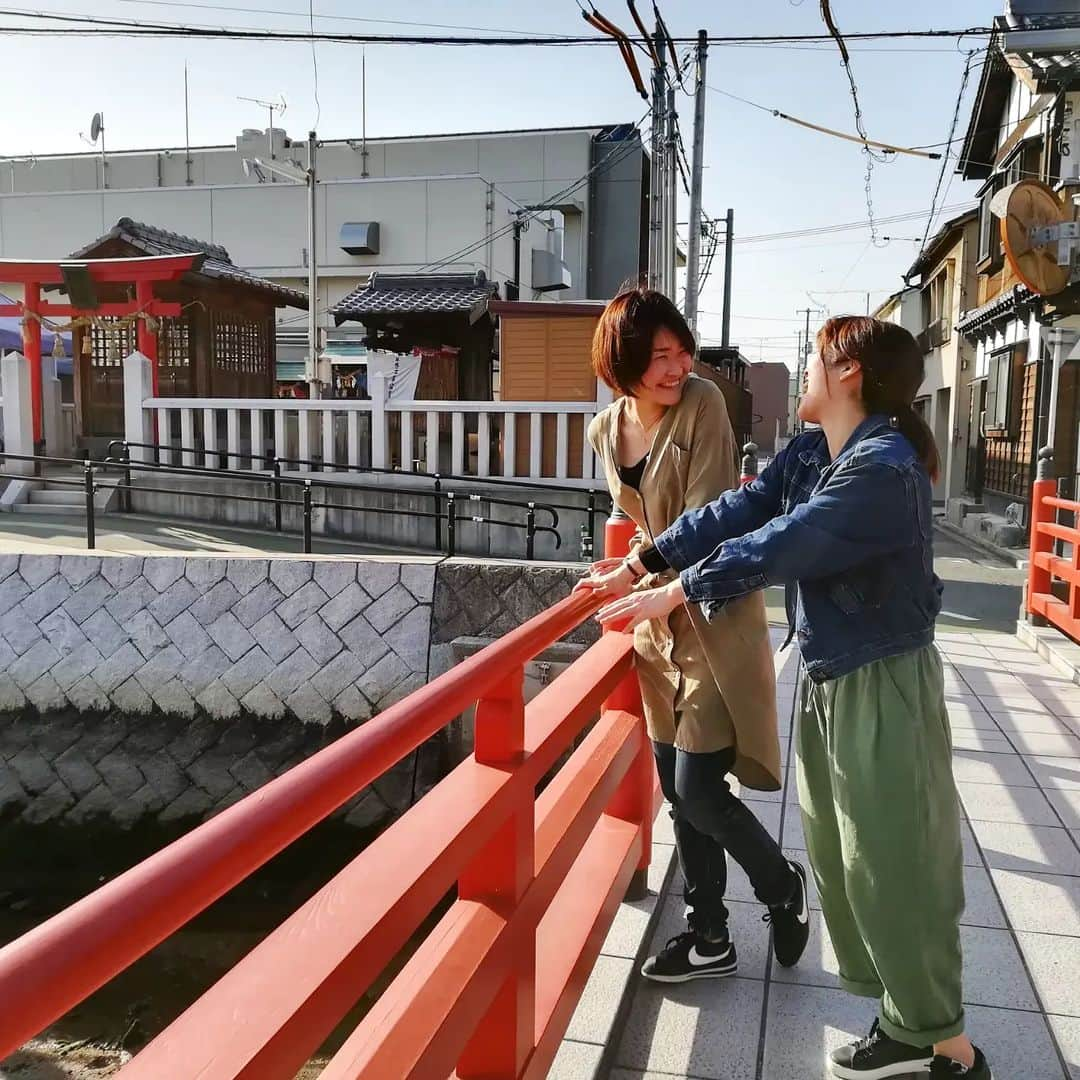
[66,218,307,441]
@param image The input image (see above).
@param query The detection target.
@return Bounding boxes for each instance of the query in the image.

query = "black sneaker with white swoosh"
[764,860,810,967]
[640,931,738,983]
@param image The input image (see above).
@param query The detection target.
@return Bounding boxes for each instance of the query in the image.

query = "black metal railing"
[1,449,586,560]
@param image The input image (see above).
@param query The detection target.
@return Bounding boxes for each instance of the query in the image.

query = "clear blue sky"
[2,0,999,366]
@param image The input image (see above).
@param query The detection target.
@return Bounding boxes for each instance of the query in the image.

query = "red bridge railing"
[0,533,656,1078]
[1028,477,1080,641]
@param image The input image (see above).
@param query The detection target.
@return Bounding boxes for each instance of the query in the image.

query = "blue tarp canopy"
[0,292,73,374]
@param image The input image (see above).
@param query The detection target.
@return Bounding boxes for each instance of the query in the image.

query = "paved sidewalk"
[588,629,1080,1080]
[0,510,407,557]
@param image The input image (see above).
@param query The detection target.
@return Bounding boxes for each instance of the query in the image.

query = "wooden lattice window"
[87,319,137,369]
[160,316,192,369]
[212,312,268,376]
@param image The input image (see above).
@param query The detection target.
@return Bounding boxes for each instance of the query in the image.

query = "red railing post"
[600,506,653,901]
[1028,470,1056,622]
[457,665,535,1077]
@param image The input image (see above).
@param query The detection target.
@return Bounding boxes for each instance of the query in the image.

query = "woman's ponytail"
[891,402,941,483]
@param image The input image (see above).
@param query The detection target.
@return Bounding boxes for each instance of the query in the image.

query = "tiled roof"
[331,270,498,322]
[956,284,1041,334]
[70,217,307,308]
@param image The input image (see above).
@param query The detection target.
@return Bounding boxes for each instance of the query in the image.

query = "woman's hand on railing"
[595,579,685,633]
[573,559,635,601]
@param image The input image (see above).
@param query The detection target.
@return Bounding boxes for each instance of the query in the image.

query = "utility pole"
[794,308,815,433]
[684,29,708,330]
[721,208,735,349]
[647,30,666,293]
[306,130,320,398]
[664,85,678,297]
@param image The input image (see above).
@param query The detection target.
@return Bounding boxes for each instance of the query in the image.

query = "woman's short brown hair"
[591,285,697,395]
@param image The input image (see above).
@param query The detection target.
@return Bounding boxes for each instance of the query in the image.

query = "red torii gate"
[0,253,202,448]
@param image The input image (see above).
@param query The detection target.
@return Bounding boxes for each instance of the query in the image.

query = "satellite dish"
[991,179,1072,296]
[89,113,103,143]
[242,158,253,178]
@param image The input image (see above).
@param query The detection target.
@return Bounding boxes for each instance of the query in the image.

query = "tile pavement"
[552,629,1080,1079]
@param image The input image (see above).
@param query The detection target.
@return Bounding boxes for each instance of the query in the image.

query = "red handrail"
[1027,479,1080,641]
[0,532,654,1079]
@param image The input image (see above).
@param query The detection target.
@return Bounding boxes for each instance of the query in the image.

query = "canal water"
[0,791,452,1078]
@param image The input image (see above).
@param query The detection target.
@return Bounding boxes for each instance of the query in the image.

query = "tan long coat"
[588,375,781,791]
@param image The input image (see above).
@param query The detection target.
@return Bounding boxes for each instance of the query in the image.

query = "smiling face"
[634,325,693,407]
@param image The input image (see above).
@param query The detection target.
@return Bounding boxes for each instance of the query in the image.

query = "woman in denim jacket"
[580,316,990,1080]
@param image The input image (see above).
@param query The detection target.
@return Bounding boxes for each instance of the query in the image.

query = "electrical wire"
[0,8,1011,44]
[910,50,976,280]
[819,0,889,246]
[413,113,651,275]
[719,201,976,245]
[113,0,569,36]
[706,83,942,159]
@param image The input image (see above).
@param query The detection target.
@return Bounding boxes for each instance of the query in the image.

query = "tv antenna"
[4,153,35,194]
[990,179,1077,296]
[238,94,287,176]
[79,112,107,190]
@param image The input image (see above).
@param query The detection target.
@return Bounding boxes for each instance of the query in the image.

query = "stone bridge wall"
[0,551,592,893]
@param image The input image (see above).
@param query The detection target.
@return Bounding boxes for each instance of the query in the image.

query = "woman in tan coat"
[578,286,809,982]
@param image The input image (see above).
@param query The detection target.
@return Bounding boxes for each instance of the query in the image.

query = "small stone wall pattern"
[0,554,434,725]
[429,562,599,681]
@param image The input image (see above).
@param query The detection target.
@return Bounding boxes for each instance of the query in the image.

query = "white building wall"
[0,175,526,323]
[0,128,599,303]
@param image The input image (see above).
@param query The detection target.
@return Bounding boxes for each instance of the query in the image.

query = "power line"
[910,49,976,280]
[820,0,889,246]
[111,0,564,36]
[0,9,1009,44]
[413,114,650,275]
[706,83,944,158]
[720,201,976,245]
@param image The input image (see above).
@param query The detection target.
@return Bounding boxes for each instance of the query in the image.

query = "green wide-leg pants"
[796,645,966,1046]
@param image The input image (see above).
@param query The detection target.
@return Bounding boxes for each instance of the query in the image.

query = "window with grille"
[211,312,269,376]
[160,316,192,369]
[87,319,137,368]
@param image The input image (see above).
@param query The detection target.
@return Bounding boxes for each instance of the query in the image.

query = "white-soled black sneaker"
[830,1020,933,1078]
[763,860,810,967]
[930,1048,992,1078]
[640,931,738,983]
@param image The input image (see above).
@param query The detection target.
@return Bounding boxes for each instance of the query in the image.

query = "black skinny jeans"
[653,741,794,940]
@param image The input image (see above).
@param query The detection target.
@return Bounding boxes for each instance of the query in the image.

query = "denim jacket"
[652,415,943,684]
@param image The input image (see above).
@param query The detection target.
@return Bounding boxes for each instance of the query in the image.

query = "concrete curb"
[1015,618,1080,685]
[935,519,1029,570]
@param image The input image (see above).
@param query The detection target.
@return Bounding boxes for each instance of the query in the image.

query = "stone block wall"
[0,552,590,893]
[0,553,436,724]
